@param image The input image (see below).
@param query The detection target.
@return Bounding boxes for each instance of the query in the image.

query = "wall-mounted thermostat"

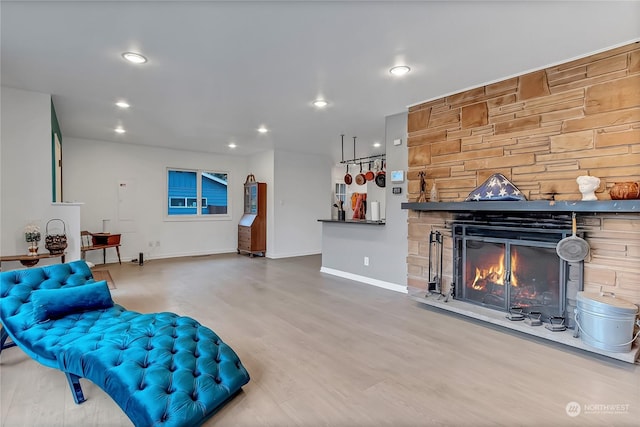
[390,170,404,183]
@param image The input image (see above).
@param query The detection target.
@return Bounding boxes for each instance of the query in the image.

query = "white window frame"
[165,167,231,221]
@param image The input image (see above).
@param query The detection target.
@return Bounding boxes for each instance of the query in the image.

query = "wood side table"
[0,252,66,267]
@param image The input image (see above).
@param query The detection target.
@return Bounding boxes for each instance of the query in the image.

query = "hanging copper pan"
[344,164,352,185]
[355,162,366,185]
[365,161,375,181]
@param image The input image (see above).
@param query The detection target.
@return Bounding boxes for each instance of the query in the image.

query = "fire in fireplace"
[453,216,579,324]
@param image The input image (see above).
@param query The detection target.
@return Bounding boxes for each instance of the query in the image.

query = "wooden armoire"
[237,179,266,257]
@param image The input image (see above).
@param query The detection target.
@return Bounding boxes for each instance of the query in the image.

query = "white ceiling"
[2,1,639,163]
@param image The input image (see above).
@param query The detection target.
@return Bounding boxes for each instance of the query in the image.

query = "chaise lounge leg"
[0,328,17,353]
[65,372,86,404]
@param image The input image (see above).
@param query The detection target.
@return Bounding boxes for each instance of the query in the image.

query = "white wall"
[63,137,249,263]
[63,139,329,263]
[0,87,71,269]
[271,150,332,258]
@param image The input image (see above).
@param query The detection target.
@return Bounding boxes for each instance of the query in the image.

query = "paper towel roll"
[371,201,380,221]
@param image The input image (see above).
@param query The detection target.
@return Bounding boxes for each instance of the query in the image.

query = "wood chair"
[80,231,121,265]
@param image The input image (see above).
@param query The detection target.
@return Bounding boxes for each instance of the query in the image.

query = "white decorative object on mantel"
[576,175,600,201]
[430,182,439,202]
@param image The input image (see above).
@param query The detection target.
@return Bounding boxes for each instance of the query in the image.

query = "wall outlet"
[155,241,161,247]
[148,241,153,247]
[364,256,369,266]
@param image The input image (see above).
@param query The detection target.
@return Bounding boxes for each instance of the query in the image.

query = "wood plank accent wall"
[406,42,640,305]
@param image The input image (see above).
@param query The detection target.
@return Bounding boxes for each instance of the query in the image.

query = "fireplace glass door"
[461,237,564,319]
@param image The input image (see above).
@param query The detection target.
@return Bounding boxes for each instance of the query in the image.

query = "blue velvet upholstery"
[0,261,250,426]
[31,280,113,322]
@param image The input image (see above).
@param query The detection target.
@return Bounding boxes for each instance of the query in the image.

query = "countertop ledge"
[318,219,385,225]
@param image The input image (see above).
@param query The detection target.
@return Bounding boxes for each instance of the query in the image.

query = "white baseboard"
[319,267,407,294]
[267,250,321,259]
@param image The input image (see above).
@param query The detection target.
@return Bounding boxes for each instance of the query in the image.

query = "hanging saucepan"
[344,164,352,185]
[375,160,386,187]
[365,161,375,181]
[355,162,366,185]
[375,171,386,188]
[556,212,590,262]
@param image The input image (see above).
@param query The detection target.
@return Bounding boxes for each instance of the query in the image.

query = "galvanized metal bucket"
[576,291,638,353]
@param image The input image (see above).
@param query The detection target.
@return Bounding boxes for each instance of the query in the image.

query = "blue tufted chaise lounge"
[0,260,250,426]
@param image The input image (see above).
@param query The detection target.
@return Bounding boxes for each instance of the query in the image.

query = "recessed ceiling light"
[228,143,237,148]
[313,99,328,108]
[373,142,381,148]
[115,101,130,109]
[122,52,147,64]
[257,126,268,133]
[114,127,126,134]
[389,65,411,76]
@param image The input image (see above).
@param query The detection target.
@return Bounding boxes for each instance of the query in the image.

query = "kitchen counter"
[317,219,385,225]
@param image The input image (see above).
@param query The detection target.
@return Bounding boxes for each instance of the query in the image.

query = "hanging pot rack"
[339,134,385,165]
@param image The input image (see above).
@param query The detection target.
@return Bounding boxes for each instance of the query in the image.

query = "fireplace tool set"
[427,229,444,298]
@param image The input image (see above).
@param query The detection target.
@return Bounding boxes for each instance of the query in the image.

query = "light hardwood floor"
[1,254,638,426]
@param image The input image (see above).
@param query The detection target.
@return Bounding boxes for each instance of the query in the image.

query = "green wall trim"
[51,98,62,202]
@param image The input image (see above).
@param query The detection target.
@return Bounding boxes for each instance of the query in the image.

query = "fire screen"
[454,225,566,320]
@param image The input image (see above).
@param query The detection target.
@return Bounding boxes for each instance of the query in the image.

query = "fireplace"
[403,202,639,363]
[452,214,582,328]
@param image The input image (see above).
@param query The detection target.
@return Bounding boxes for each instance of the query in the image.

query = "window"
[335,183,346,205]
[167,169,228,218]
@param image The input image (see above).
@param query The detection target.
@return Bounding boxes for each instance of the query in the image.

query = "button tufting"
[214,377,222,384]
[193,370,200,377]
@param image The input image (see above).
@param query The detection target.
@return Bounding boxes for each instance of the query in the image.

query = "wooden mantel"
[402,199,639,213]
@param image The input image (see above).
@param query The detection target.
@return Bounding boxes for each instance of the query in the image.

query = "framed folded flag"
[465,173,526,201]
